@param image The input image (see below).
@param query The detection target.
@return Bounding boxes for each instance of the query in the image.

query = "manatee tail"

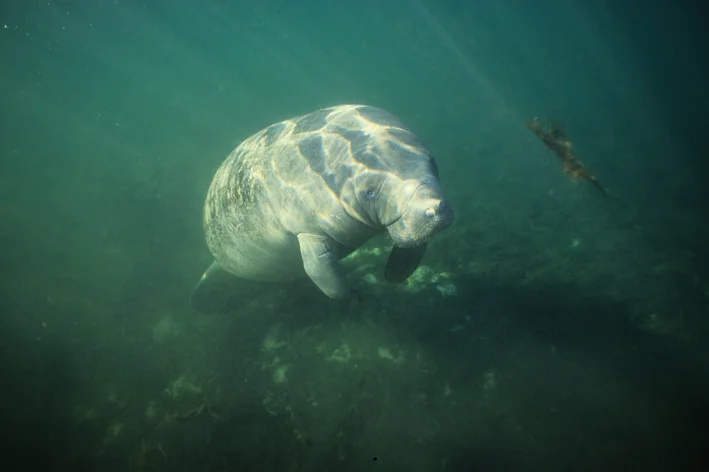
[190,261,267,314]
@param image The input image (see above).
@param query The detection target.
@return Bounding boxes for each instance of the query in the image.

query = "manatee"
[190,104,454,313]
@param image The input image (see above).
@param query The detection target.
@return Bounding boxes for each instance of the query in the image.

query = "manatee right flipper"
[297,233,349,299]
[384,244,427,284]
[190,261,266,314]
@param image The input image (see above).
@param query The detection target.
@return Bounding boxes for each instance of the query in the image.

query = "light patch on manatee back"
[328,106,396,145]
[357,117,387,139]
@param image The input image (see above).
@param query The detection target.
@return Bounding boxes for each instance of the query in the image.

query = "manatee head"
[385,178,454,247]
[348,134,454,248]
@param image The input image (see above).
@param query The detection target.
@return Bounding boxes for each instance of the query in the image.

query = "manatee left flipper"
[384,244,427,284]
[298,233,348,299]
[190,261,267,314]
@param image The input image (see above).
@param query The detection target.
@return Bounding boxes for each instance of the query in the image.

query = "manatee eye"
[365,190,376,201]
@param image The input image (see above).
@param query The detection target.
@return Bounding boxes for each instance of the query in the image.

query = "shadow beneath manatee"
[371,272,709,472]
[200,264,709,471]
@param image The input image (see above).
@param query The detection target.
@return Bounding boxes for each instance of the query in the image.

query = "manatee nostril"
[425,201,450,218]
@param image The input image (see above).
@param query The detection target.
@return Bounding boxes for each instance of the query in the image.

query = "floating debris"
[526,117,607,197]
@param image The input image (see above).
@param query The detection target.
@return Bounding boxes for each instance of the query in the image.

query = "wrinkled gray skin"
[191,104,454,314]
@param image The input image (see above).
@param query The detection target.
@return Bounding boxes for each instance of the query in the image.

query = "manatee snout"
[388,184,454,248]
